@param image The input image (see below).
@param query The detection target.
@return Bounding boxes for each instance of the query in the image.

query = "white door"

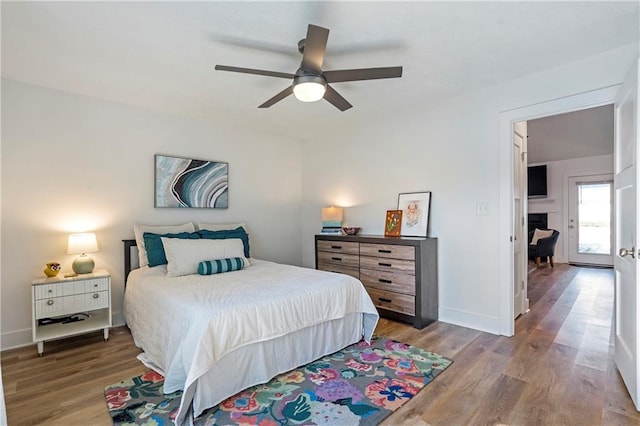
[513,121,528,318]
[568,174,614,266]
[614,58,640,410]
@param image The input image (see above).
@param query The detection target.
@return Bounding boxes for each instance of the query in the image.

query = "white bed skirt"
[139,312,363,424]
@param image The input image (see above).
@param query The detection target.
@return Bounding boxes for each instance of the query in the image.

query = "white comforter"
[124,259,379,425]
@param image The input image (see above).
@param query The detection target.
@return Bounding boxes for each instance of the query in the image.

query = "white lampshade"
[67,233,99,255]
[293,76,326,102]
[321,206,344,222]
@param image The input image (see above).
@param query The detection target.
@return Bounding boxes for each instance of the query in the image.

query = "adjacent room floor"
[2,264,638,425]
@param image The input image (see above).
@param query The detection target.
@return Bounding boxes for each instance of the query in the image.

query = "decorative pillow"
[198,222,247,232]
[134,223,195,267]
[198,227,250,258]
[162,237,248,277]
[531,228,554,245]
[143,231,200,267]
[198,257,246,275]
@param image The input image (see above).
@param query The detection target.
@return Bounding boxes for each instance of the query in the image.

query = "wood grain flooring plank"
[507,342,579,425]
[553,364,607,426]
[419,351,509,425]
[466,374,527,425]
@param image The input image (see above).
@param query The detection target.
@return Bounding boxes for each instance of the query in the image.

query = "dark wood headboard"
[123,239,137,285]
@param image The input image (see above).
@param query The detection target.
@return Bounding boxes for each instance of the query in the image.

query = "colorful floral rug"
[105,336,452,425]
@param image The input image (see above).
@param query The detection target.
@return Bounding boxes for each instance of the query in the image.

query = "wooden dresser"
[315,234,438,329]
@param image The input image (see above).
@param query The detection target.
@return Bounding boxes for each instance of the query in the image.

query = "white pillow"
[162,237,248,277]
[198,222,247,232]
[531,228,554,245]
[133,223,195,267]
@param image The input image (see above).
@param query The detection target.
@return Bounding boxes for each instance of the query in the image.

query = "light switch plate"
[476,202,489,215]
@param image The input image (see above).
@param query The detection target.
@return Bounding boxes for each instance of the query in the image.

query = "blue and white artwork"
[155,154,228,208]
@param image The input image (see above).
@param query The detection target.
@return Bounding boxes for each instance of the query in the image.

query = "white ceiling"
[2,1,639,141]
[527,105,614,164]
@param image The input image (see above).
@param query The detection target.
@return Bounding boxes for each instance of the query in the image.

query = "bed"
[122,230,379,425]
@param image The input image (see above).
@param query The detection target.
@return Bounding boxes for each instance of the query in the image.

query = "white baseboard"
[1,328,33,351]
[438,307,502,335]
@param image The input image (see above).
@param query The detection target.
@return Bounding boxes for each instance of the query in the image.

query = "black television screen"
[528,165,547,198]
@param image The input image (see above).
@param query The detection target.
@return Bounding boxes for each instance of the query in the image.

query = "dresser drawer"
[360,268,415,295]
[360,243,414,260]
[317,262,360,279]
[317,250,359,268]
[317,240,359,255]
[366,288,415,316]
[359,256,415,273]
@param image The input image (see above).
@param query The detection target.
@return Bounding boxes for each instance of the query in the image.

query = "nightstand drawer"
[360,268,415,295]
[83,277,109,293]
[35,278,109,300]
[317,261,360,279]
[316,240,359,255]
[84,290,109,310]
[34,284,64,300]
[359,256,415,273]
[35,291,109,318]
[366,288,415,316]
[317,251,359,268]
[360,243,414,260]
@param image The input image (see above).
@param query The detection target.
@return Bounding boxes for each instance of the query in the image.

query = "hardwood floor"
[2,263,638,425]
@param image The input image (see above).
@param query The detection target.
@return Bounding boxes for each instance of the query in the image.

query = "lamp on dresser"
[67,232,99,274]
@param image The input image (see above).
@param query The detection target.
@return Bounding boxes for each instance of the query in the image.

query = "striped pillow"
[198,257,246,275]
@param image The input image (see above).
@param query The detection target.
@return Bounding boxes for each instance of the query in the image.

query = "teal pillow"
[143,231,200,267]
[198,257,246,275]
[198,227,250,258]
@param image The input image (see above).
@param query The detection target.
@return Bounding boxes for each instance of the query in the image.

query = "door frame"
[498,84,620,336]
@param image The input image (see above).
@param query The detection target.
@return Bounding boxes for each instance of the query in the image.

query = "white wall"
[1,79,303,349]
[301,43,638,334]
[529,154,614,264]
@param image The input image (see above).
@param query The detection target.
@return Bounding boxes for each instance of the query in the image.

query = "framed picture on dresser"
[385,210,402,237]
[397,191,431,237]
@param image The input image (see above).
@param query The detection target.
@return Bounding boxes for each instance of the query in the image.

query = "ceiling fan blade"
[324,66,403,83]
[258,86,294,108]
[323,85,352,112]
[215,65,295,80]
[301,24,329,72]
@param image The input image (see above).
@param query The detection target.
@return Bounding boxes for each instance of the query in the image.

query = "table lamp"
[67,233,99,274]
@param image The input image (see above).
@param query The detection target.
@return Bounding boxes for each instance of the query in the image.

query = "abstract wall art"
[155,154,228,208]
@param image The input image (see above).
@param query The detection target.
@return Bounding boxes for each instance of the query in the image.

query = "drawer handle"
[378,262,392,267]
[331,257,342,261]
[378,249,392,253]
[331,245,342,249]
[48,289,53,293]
[378,297,392,303]
[93,293,100,299]
[94,284,98,288]
[47,300,54,306]
[378,279,392,284]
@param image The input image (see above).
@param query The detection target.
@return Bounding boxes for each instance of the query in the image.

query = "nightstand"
[31,269,112,355]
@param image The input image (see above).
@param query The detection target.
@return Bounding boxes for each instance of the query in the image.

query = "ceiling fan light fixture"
[293,76,326,102]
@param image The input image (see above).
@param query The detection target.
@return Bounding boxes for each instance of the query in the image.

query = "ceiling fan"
[215,24,403,112]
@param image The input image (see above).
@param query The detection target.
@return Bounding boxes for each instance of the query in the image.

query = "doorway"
[498,85,619,337]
